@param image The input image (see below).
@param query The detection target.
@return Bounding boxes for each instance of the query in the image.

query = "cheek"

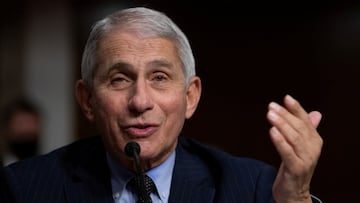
[169,93,186,116]
[93,90,121,112]
[91,93,121,126]
[161,92,187,116]
[160,92,187,134]
[157,87,186,109]
[92,94,126,147]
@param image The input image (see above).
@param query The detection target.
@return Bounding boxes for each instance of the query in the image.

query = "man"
[0,98,41,166]
[3,7,323,203]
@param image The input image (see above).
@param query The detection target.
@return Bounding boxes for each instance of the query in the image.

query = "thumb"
[308,111,322,128]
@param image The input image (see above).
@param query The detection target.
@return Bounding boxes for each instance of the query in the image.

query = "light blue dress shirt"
[107,151,176,203]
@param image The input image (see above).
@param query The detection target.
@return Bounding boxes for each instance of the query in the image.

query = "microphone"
[125,141,142,175]
[125,142,151,202]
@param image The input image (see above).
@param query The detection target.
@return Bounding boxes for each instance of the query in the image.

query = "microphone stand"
[125,142,151,203]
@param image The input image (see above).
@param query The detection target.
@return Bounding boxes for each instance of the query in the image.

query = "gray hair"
[81,7,196,87]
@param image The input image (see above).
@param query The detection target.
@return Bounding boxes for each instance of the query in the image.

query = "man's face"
[6,111,40,159]
[7,112,40,141]
[77,31,200,170]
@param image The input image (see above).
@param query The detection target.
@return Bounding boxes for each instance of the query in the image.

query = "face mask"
[8,138,39,160]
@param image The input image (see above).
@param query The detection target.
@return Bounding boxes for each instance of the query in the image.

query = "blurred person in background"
[0,97,42,166]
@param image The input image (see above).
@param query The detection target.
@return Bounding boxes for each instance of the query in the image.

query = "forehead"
[98,30,178,59]
[93,30,184,79]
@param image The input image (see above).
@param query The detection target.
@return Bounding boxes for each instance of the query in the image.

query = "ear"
[185,76,202,119]
[75,80,95,122]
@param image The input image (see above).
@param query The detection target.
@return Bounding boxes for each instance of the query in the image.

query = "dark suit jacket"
[0,164,16,203]
[4,135,279,203]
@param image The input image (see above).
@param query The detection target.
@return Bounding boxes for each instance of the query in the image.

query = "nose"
[128,79,154,114]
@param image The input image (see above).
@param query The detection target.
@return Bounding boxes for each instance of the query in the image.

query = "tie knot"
[128,174,156,203]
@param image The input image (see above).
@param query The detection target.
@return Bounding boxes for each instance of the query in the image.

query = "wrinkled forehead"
[95,30,184,76]
[97,29,178,58]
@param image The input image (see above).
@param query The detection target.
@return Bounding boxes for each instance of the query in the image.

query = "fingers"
[267,95,321,142]
[268,126,295,165]
[268,94,323,203]
[283,95,322,128]
[266,94,323,173]
[283,95,310,126]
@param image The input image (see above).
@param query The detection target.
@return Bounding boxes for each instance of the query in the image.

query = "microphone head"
[125,141,141,158]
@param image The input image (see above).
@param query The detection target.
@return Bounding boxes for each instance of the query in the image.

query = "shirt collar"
[147,151,175,201]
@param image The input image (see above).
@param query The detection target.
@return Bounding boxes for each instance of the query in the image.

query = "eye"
[154,75,166,81]
[152,72,168,82]
[110,74,131,89]
[112,77,126,83]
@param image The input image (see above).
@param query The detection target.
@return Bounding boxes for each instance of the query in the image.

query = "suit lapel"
[64,181,112,203]
[62,136,217,203]
[64,136,113,203]
[168,178,215,203]
[168,137,215,203]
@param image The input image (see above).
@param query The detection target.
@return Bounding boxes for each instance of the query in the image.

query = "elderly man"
[4,7,322,203]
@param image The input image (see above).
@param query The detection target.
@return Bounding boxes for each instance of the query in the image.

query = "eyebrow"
[147,59,173,69]
[106,59,174,75]
[107,61,132,74]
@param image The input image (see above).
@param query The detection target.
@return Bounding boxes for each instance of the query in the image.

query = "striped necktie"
[128,174,156,203]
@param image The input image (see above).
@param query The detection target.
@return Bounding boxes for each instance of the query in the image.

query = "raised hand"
[266,95,323,203]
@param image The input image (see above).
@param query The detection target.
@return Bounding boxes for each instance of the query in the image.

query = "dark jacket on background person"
[0,163,16,203]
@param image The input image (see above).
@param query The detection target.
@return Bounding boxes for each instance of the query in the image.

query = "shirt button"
[161,192,167,199]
